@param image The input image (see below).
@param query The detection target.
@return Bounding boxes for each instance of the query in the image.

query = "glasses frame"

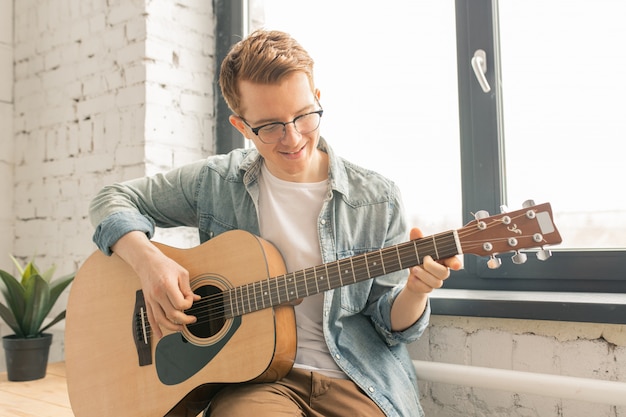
[240,107,324,144]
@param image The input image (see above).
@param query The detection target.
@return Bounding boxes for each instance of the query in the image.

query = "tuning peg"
[512,251,527,265]
[500,204,509,213]
[487,256,502,269]
[536,248,552,261]
[473,210,490,230]
[522,199,536,208]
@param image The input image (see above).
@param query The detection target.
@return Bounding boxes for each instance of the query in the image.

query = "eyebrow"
[247,102,316,126]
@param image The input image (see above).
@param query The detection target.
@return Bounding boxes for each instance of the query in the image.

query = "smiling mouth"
[280,144,306,155]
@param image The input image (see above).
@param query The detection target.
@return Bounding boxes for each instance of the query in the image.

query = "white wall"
[0,0,14,274]
[1,0,214,370]
[411,316,626,416]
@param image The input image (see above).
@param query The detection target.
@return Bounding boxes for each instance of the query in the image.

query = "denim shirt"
[90,138,430,417]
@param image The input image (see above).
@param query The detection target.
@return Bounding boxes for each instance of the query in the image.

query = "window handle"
[471,49,491,93]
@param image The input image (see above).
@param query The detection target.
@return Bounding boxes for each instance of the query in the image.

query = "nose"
[280,122,301,143]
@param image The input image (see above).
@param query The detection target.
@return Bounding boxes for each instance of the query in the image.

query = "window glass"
[259,1,461,234]
[498,0,626,249]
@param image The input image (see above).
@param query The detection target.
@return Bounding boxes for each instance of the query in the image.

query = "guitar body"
[65,230,296,417]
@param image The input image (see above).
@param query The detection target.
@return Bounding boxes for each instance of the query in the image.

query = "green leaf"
[40,310,66,333]
[40,264,57,283]
[0,302,24,337]
[48,272,75,308]
[22,275,50,336]
[9,255,25,277]
[0,269,26,326]
[23,261,39,279]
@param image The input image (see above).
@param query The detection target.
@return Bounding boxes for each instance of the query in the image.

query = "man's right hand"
[111,231,199,339]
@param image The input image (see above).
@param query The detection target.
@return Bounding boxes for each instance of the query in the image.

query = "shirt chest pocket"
[339,280,373,313]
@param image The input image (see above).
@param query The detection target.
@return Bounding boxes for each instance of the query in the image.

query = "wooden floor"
[0,362,74,416]
[0,362,207,417]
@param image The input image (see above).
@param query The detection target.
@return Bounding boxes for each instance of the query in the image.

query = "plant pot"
[2,333,52,381]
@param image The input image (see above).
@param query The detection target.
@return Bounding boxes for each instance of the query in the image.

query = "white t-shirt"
[258,163,347,378]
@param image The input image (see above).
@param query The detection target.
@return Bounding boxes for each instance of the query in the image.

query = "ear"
[229,115,249,138]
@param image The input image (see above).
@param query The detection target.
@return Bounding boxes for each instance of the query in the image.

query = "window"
[448,0,626,323]
[231,0,626,323]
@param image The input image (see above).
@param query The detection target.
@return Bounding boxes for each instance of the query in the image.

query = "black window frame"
[440,0,626,324]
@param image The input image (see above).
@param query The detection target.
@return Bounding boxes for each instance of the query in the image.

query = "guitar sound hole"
[187,284,225,339]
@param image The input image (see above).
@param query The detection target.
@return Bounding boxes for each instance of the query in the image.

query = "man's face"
[230,72,326,183]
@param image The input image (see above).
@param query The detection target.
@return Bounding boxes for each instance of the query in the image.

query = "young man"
[89,29,461,417]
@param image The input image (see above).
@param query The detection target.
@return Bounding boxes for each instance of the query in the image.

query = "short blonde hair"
[219,30,315,115]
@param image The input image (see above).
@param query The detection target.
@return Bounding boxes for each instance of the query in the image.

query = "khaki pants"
[206,368,386,417]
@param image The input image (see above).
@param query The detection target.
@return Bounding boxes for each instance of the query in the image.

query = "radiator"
[413,360,626,406]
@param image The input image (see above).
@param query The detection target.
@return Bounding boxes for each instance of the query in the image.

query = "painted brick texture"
[3,0,215,369]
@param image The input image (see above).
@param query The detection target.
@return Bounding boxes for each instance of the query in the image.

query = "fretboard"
[224,230,460,318]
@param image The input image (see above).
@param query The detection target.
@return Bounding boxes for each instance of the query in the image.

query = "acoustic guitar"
[65,202,561,417]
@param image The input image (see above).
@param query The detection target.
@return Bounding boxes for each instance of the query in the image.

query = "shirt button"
[321,219,326,225]
[335,354,341,360]
[368,387,375,393]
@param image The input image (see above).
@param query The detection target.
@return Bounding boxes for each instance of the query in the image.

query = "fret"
[313,266,321,294]
[269,277,280,306]
[227,288,235,318]
[325,261,341,290]
[260,279,270,310]
[273,277,281,305]
[409,240,422,266]
[239,285,248,314]
[294,269,308,298]
[433,235,441,259]
[366,251,385,278]
[395,245,404,270]
[286,272,298,302]
[280,274,290,303]
[247,283,255,314]
[234,285,243,316]
[418,238,436,262]
[351,254,369,283]
[249,282,257,312]
[232,286,241,316]
[348,258,357,283]
[382,246,401,273]
[337,258,352,286]
[305,268,317,296]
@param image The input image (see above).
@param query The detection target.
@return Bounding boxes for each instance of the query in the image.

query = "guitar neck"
[224,230,460,318]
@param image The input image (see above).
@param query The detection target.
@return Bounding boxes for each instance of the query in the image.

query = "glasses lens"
[258,123,285,143]
[295,112,322,134]
[255,111,322,143]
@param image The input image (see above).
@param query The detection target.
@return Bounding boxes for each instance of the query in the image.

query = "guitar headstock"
[458,201,562,268]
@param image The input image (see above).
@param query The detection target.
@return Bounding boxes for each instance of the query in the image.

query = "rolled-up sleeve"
[89,160,206,255]
[92,211,155,255]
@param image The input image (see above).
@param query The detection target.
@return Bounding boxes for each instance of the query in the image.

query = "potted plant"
[0,255,74,381]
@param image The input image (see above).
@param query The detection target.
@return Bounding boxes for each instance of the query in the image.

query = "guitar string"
[187,208,534,321]
[139,209,544,334]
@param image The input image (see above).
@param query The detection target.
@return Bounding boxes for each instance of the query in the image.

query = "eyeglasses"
[240,108,324,144]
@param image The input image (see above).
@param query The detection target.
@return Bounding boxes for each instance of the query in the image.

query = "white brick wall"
[0,0,14,274]
[2,0,214,370]
[410,316,626,416]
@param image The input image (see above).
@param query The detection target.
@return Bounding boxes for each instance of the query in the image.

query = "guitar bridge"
[133,290,152,366]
